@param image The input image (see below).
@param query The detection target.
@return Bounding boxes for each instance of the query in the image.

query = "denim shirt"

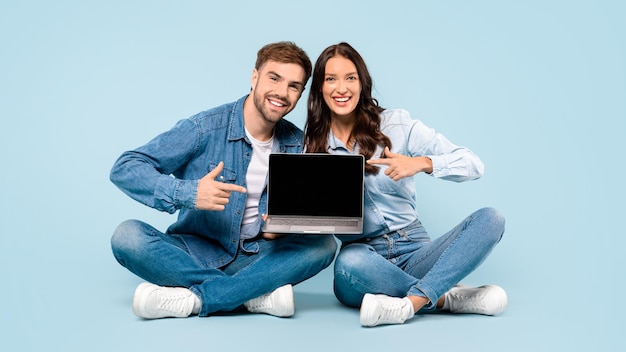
[110,95,304,268]
[328,109,484,243]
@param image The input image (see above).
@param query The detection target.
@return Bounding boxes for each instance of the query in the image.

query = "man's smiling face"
[251,60,306,124]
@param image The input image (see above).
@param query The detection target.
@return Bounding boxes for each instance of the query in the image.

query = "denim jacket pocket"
[209,162,238,184]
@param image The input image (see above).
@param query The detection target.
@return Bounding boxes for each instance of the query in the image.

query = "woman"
[304,42,507,327]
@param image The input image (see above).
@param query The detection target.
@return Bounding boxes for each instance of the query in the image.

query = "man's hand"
[196,161,247,211]
[261,232,284,240]
[367,147,433,181]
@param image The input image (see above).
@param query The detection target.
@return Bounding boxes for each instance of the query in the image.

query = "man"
[110,41,337,319]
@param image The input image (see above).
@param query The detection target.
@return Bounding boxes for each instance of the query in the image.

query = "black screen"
[267,153,364,217]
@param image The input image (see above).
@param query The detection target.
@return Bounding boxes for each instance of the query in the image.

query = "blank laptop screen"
[267,153,364,217]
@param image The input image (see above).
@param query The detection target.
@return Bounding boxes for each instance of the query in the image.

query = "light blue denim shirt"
[110,95,304,268]
[328,109,484,242]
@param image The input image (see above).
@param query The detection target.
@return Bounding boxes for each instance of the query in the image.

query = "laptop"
[262,153,365,234]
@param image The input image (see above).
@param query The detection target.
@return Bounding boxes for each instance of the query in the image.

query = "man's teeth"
[270,100,285,107]
[335,97,349,102]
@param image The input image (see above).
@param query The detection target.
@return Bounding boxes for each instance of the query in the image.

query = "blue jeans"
[111,220,337,316]
[333,207,505,311]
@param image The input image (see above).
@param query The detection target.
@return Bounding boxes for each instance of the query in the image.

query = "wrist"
[422,156,433,174]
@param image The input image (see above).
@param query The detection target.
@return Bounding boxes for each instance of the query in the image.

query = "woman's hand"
[367,147,433,181]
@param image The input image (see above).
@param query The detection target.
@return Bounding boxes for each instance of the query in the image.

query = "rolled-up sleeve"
[383,109,484,182]
[109,118,201,213]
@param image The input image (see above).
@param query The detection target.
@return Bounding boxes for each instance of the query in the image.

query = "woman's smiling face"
[322,55,361,119]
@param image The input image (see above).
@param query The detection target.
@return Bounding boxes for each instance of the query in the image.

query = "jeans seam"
[412,225,469,305]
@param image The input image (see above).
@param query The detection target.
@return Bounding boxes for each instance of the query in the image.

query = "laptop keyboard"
[269,218,358,227]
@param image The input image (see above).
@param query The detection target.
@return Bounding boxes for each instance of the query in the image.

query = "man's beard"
[252,91,292,123]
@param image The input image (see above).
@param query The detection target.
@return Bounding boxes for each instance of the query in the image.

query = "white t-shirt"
[242,128,274,225]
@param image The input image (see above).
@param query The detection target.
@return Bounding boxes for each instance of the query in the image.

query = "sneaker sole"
[272,284,295,317]
[482,285,508,315]
[359,294,380,327]
[132,282,157,318]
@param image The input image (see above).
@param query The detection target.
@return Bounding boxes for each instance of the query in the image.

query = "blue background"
[1,1,624,351]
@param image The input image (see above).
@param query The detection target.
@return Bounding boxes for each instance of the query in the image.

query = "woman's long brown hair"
[304,42,391,174]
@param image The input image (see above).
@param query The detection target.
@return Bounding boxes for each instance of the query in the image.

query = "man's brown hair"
[255,41,312,87]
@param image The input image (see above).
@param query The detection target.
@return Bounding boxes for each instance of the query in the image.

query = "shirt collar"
[327,129,358,153]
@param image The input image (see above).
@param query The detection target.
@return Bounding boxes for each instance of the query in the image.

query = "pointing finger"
[367,158,391,165]
[215,181,247,194]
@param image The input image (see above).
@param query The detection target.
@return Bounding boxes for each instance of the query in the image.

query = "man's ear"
[250,68,259,90]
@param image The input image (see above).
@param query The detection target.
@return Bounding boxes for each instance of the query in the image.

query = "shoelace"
[378,300,408,323]
[449,289,486,311]
[247,293,271,310]
[157,291,192,315]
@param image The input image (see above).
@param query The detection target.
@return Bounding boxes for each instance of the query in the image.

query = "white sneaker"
[360,294,415,327]
[244,284,294,317]
[132,282,196,319]
[445,284,508,315]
